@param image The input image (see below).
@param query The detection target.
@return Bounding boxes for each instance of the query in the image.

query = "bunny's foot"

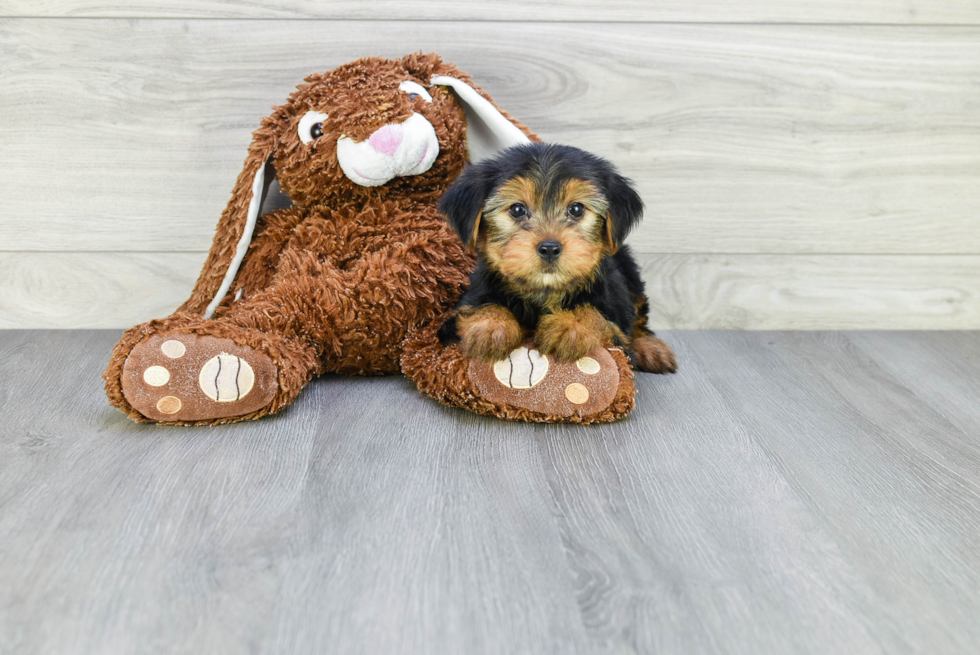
[105,316,318,424]
[119,333,278,422]
[466,342,626,419]
[401,327,635,424]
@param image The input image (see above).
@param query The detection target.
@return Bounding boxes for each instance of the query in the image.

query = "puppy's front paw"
[632,334,678,374]
[457,305,524,362]
[535,307,611,362]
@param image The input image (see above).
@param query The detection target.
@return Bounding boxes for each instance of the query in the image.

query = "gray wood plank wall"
[1,4,978,329]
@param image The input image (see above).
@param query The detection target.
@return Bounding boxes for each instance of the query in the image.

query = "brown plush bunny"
[104,53,636,425]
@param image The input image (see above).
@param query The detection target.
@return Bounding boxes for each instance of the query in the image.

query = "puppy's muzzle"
[537,239,562,264]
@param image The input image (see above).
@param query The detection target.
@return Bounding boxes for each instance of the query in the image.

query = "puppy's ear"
[602,172,644,254]
[439,165,494,251]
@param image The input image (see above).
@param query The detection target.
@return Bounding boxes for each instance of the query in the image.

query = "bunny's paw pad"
[468,343,620,418]
[121,333,277,422]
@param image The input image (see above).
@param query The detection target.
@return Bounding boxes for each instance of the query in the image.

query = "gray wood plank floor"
[1,330,978,655]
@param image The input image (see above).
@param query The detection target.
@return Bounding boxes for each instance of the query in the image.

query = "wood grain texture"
[0,252,207,329]
[2,252,978,330]
[679,331,980,653]
[4,0,980,24]
[846,331,980,440]
[641,254,980,329]
[1,329,979,654]
[2,19,979,254]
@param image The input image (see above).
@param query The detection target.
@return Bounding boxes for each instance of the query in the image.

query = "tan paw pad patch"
[564,383,590,404]
[143,366,171,386]
[199,353,256,402]
[493,347,549,389]
[161,340,186,358]
[156,396,182,414]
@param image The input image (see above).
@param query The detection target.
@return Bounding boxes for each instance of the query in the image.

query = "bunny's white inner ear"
[203,159,270,319]
[431,75,531,163]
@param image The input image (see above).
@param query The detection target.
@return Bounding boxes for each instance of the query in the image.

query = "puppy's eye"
[508,203,528,219]
[399,81,433,103]
[298,111,329,145]
[567,202,585,219]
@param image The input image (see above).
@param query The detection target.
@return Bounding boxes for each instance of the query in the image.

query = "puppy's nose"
[537,239,563,263]
[367,124,404,156]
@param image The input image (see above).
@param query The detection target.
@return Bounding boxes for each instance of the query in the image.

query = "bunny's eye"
[399,81,433,103]
[298,111,329,145]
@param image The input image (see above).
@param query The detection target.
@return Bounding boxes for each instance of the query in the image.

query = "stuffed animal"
[104,53,639,425]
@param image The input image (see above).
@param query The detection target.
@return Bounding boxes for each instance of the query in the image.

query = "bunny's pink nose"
[367,124,404,156]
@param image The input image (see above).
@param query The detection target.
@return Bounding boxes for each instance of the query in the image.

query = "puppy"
[437,142,676,374]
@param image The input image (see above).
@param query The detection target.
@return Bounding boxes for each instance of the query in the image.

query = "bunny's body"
[104,54,532,423]
[212,196,468,376]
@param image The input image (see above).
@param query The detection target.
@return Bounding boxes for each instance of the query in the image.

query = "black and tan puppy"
[437,143,676,374]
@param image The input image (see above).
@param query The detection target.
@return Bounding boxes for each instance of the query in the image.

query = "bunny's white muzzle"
[336,113,440,187]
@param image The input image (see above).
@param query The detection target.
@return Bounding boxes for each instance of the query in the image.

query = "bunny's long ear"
[431,75,533,163]
[178,117,280,318]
